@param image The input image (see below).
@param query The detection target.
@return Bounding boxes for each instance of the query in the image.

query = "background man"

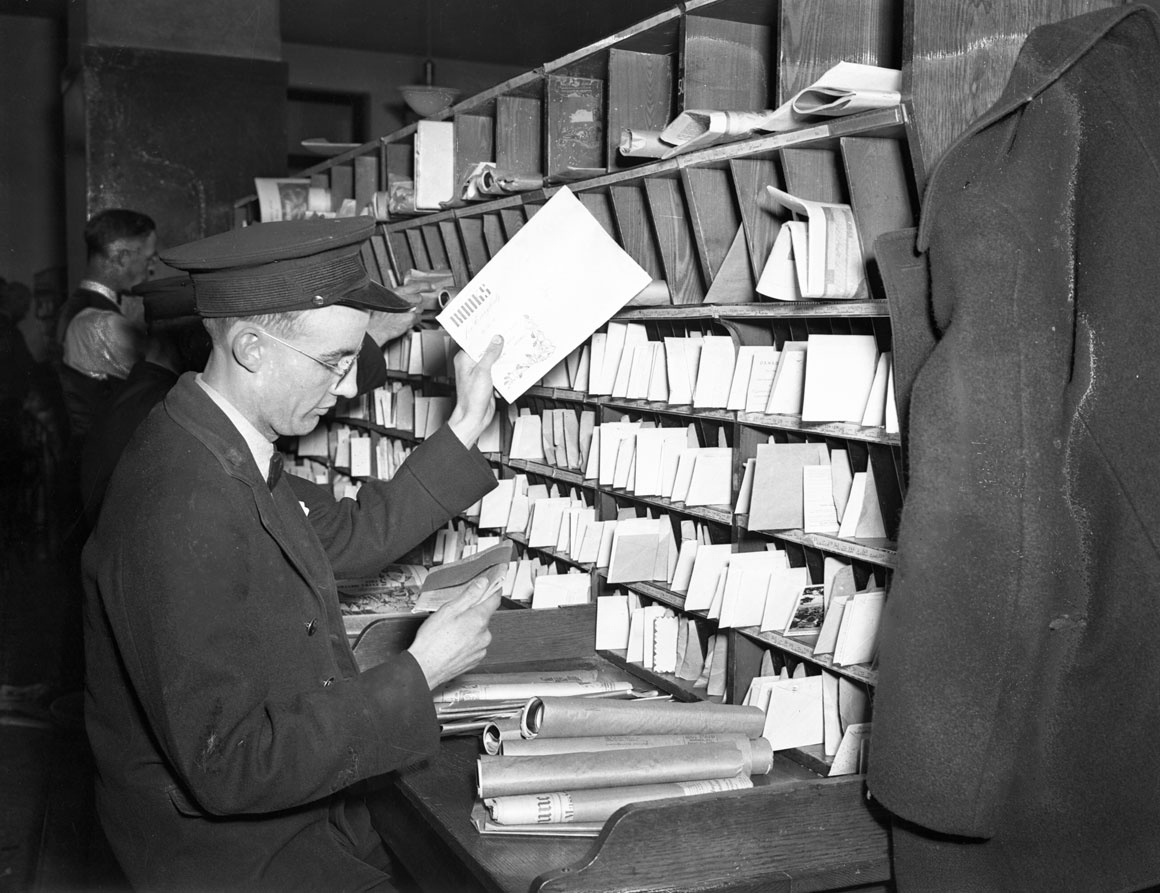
[58,209,157,437]
[84,218,502,890]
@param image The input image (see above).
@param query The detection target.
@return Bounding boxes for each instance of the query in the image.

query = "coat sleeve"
[88,437,442,817]
[290,424,497,579]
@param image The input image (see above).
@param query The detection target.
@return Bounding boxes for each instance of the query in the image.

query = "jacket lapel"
[161,373,332,597]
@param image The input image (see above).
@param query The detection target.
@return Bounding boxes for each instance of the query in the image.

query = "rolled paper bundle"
[625,279,671,307]
[479,167,545,195]
[485,774,752,825]
[477,741,755,798]
[435,678,634,706]
[520,695,765,740]
[462,163,545,201]
[618,128,669,159]
[437,286,461,309]
[482,716,523,756]
[371,190,390,220]
[498,732,760,760]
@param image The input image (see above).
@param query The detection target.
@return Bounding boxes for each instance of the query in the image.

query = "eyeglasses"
[255,327,357,381]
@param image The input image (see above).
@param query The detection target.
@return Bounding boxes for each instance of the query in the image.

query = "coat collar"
[918,4,1160,251]
[163,372,263,485]
[160,372,335,597]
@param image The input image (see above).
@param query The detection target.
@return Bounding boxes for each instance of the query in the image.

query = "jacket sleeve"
[290,424,497,579]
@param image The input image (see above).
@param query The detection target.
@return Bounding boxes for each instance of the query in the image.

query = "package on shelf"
[579,325,897,428]
[335,393,370,420]
[374,437,412,481]
[606,515,677,585]
[691,336,737,409]
[414,395,454,439]
[596,592,706,685]
[726,346,780,412]
[384,333,411,373]
[744,664,871,775]
[365,381,417,430]
[800,334,878,423]
[391,268,455,312]
[349,434,373,477]
[414,120,455,211]
[403,329,452,378]
[504,553,554,604]
[756,186,868,302]
[743,440,884,537]
[430,518,513,566]
[766,341,807,415]
[594,591,633,650]
[530,569,590,609]
[330,424,353,468]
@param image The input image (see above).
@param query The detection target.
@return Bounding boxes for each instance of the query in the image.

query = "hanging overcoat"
[870,6,1160,891]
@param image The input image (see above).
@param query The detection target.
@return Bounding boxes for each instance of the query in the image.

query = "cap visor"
[338,280,416,313]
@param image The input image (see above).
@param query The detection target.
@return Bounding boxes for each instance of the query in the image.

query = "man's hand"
[366,308,421,347]
[407,577,501,690]
[447,335,503,448]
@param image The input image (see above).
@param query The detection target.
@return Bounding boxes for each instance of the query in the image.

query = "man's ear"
[107,242,131,271]
[231,326,264,374]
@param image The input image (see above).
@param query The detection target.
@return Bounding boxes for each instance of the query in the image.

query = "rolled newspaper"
[500,731,755,758]
[520,695,766,739]
[618,128,669,159]
[485,774,752,825]
[482,716,524,756]
[476,741,769,799]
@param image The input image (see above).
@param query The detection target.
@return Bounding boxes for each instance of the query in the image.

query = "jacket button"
[322,676,334,687]
[305,618,317,636]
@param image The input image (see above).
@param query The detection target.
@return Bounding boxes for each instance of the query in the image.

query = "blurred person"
[58,209,156,441]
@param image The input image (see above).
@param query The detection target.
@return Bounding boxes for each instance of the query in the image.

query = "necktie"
[266,452,284,490]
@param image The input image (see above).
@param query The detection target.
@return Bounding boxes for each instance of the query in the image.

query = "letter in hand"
[447,335,503,448]
[407,576,501,690]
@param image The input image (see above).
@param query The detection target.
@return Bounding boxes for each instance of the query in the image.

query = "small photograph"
[784,583,826,636]
[255,177,311,222]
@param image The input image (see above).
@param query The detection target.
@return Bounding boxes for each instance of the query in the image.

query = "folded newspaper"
[655,62,901,158]
[756,186,867,301]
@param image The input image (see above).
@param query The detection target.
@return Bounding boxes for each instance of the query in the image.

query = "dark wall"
[64,46,288,280]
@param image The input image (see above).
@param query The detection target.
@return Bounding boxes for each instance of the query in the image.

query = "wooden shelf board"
[607,489,733,526]
[737,412,900,445]
[602,398,735,423]
[740,525,898,567]
[503,457,591,488]
[331,416,420,444]
[613,300,889,321]
[542,8,684,73]
[597,648,717,703]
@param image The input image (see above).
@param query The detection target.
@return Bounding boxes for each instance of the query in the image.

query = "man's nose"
[332,363,359,398]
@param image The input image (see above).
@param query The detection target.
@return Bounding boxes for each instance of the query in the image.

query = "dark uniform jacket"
[83,372,495,890]
[80,360,177,525]
[870,7,1160,891]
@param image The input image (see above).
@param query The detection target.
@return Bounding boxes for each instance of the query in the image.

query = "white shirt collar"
[195,374,275,478]
[78,279,122,310]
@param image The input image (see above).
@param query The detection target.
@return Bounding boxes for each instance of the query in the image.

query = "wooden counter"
[354,606,893,892]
